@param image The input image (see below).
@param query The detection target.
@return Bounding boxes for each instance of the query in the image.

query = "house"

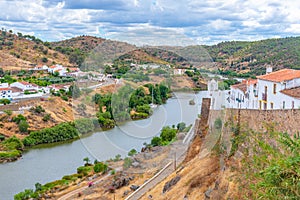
[173,68,187,75]
[257,68,300,109]
[10,81,39,92]
[229,79,258,109]
[48,64,65,74]
[227,68,300,110]
[0,87,12,99]
[48,84,70,92]
[31,64,48,71]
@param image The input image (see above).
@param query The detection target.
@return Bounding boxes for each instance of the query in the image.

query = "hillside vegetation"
[170,37,300,75]
[2,28,300,75]
[0,30,72,71]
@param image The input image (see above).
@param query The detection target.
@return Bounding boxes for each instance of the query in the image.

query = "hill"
[170,37,300,75]
[0,30,73,71]
[50,36,136,69]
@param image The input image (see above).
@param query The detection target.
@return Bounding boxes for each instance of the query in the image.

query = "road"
[125,125,195,200]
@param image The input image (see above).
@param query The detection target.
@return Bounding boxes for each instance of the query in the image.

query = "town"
[209,67,300,110]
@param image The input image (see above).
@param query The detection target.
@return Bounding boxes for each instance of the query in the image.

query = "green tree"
[83,157,90,166]
[151,136,162,147]
[128,149,137,156]
[160,126,177,142]
[18,120,29,133]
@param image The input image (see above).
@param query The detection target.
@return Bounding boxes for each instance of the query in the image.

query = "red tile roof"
[231,82,247,93]
[257,69,300,82]
[280,87,300,99]
[10,87,22,93]
[0,88,10,91]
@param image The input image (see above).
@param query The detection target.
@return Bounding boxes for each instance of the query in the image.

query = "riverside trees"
[93,83,169,129]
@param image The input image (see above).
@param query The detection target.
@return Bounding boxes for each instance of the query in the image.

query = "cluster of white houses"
[228,68,300,110]
[31,64,80,76]
[0,81,70,101]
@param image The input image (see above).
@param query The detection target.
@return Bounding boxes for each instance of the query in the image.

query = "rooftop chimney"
[266,66,273,74]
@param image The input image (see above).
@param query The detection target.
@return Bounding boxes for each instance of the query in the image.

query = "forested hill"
[175,37,300,75]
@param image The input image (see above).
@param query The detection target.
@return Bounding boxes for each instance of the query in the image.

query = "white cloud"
[0,0,299,45]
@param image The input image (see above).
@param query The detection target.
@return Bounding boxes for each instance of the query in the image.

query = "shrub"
[214,118,222,129]
[3,110,12,116]
[128,149,137,156]
[18,120,29,133]
[42,114,51,122]
[160,126,177,142]
[177,122,186,132]
[113,154,121,162]
[13,114,26,124]
[61,95,68,101]
[151,136,162,147]
[93,162,108,173]
[123,157,132,169]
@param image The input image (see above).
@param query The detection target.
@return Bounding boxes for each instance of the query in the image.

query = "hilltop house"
[31,64,49,71]
[229,68,300,110]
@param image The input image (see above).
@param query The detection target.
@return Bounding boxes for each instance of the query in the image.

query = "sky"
[1,0,300,46]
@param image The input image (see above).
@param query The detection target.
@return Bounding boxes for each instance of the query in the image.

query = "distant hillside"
[50,36,136,70]
[2,30,300,75]
[171,37,300,75]
[0,30,72,71]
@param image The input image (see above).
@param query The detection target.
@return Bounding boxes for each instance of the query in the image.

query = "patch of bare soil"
[0,97,74,138]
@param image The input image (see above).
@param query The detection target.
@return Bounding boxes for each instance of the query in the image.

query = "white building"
[0,87,12,99]
[31,64,49,71]
[257,68,300,110]
[228,68,300,110]
[230,79,258,109]
[10,81,39,92]
[173,68,187,75]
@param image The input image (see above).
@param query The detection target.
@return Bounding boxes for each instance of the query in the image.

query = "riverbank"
[15,124,193,200]
[0,83,171,163]
[0,91,203,200]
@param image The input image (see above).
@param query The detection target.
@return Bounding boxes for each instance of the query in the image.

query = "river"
[0,92,208,200]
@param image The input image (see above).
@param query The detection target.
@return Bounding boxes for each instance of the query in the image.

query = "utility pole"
[174,152,176,170]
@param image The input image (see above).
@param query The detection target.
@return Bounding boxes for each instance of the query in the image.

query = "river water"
[0,92,208,200]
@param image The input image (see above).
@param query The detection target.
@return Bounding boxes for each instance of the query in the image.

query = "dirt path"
[57,173,111,200]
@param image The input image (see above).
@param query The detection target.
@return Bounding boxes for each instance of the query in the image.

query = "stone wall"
[223,109,300,135]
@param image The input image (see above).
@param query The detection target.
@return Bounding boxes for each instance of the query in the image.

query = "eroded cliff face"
[140,106,300,200]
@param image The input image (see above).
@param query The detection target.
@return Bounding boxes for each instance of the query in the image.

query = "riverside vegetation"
[0,83,170,162]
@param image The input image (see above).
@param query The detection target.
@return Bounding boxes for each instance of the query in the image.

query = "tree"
[83,157,90,166]
[128,149,137,156]
[42,57,48,63]
[177,122,186,132]
[0,98,11,105]
[160,126,177,142]
[18,120,29,133]
[151,136,162,147]
[69,84,81,99]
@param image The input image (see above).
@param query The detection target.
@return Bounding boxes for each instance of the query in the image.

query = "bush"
[74,118,95,134]
[214,118,222,129]
[93,162,108,173]
[123,157,132,169]
[151,136,162,147]
[61,95,68,101]
[77,166,92,176]
[177,122,186,132]
[22,122,78,146]
[0,98,10,105]
[128,149,137,156]
[113,154,121,162]
[13,114,26,124]
[18,120,29,133]
[3,110,12,116]
[31,105,45,113]
[42,114,51,122]
[160,126,177,142]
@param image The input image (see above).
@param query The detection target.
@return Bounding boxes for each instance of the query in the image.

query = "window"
[283,101,285,109]
[273,83,276,94]
[292,101,294,109]
[270,102,274,109]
